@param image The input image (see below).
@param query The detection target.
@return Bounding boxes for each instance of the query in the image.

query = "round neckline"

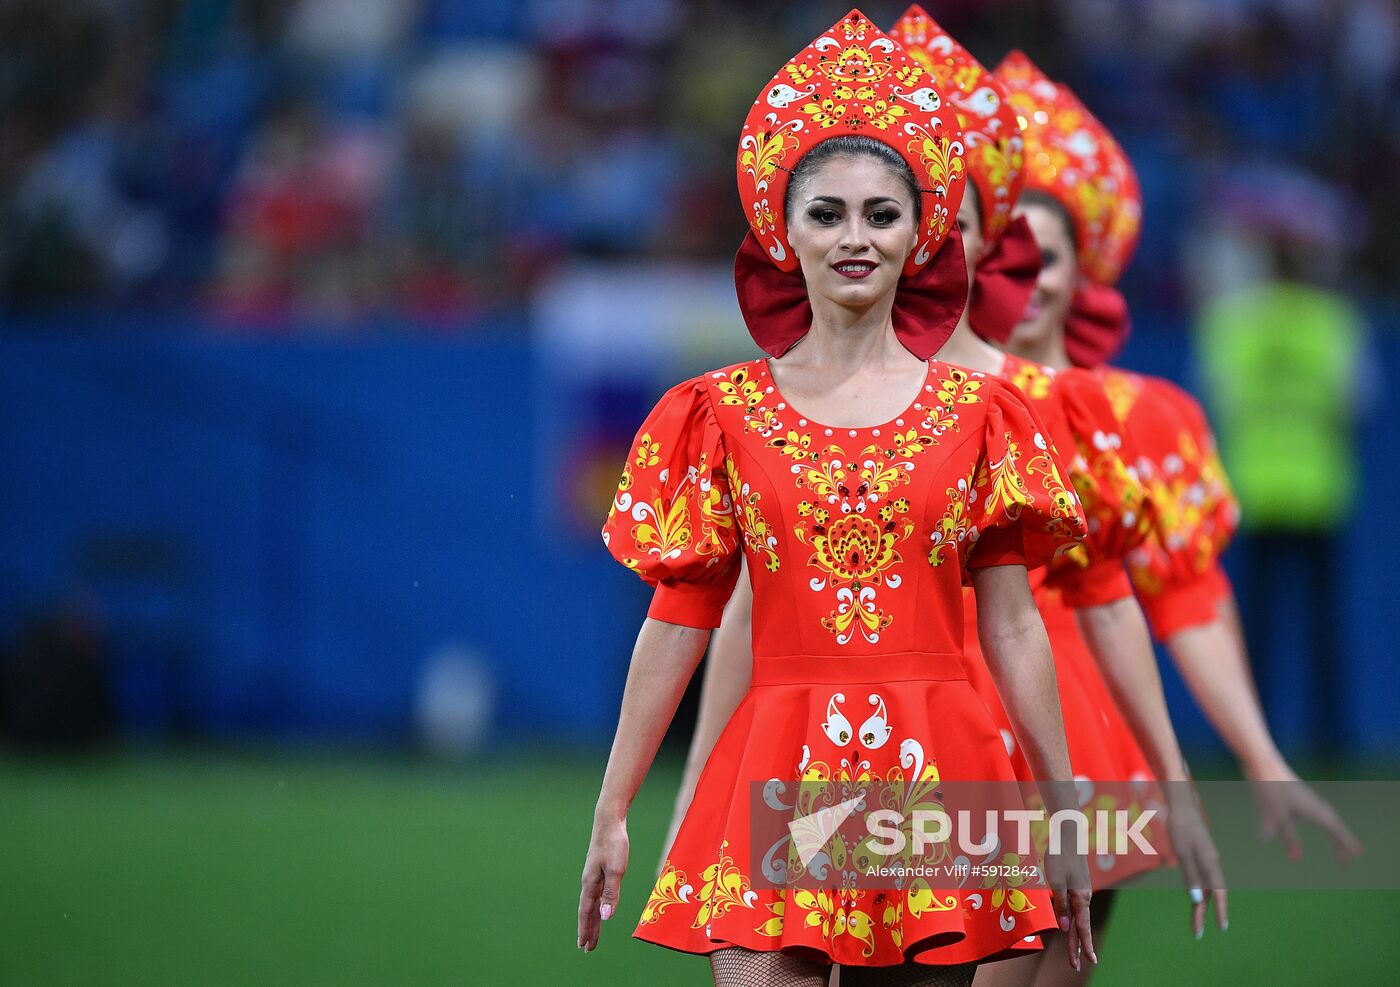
[760,358,939,434]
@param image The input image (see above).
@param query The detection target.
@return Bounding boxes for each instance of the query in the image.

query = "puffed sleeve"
[1134,561,1231,640]
[1126,382,1240,638]
[964,379,1088,571]
[601,376,742,629]
[1044,368,1157,608]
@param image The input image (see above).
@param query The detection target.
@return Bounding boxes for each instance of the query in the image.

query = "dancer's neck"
[936,315,1007,376]
[786,292,920,374]
[1006,329,1072,371]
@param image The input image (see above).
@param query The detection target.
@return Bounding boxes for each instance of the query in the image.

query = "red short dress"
[1100,370,1240,640]
[958,354,1169,886]
[603,359,1086,967]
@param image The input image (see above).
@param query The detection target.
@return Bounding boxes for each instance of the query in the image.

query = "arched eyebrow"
[804,196,902,207]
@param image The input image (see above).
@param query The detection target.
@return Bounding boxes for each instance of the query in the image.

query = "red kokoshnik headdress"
[734,9,970,359]
[889,6,1039,343]
[993,50,1143,367]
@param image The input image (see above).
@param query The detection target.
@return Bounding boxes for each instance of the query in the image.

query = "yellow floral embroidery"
[976,135,1023,193]
[791,442,925,644]
[713,366,764,416]
[715,365,782,436]
[928,476,978,567]
[738,128,801,232]
[727,455,781,573]
[627,485,694,564]
[640,862,693,925]
[616,451,733,573]
[692,840,757,930]
[810,512,905,584]
[710,361,989,642]
[792,888,879,957]
[1069,428,1149,548]
[633,432,661,469]
[1026,442,1082,537]
[1127,425,1238,593]
[1010,361,1054,402]
[755,892,786,937]
[906,124,966,200]
[1100,368,1142,426]
[784,62,815,86]
[893,63,927,88]
[814,44,892,85]
[977,430,1035,517]
[856,96,906,130]
[982,853,1038,917]
[768,428,815,462]
[927,367,983,435]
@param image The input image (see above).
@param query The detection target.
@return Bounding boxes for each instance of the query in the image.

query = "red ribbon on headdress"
[1064,281,1131,368]
[968,214,1040,345]
[734,225,969,360]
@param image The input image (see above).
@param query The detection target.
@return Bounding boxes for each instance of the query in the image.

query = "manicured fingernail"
[1058,917,1070,932]
[600,903,613,921]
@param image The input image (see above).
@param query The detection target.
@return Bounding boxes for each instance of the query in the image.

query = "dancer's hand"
[578,813,629,952]
[1250,771,1362,864]
[1166,793,1227,938]
[1045,851,1096,971]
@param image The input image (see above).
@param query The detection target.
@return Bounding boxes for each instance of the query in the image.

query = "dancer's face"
[787,155,918,311]
[955,184,984,288]
[1010,199,1077,351]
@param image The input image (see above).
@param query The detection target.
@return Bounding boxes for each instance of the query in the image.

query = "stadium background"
[2,0,1397,982]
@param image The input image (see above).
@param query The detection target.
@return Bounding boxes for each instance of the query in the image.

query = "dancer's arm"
[661,577,754,867]
[1164,600,1361,862]
[974,563,1097,971]
[1075,595,1228,937]
[578,618,711,952]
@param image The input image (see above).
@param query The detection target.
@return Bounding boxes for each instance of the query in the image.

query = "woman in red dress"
[578,12,1096,985]
[985,48,1360,873]
[1100,342,1361,864]
[665,18,1230,985]
[899,19,1231,977]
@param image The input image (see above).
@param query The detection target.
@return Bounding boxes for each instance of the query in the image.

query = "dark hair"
[1019,189,1077,250]
[783,136,922,223]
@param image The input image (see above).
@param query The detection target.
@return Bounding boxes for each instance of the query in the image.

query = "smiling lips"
[833,260,878,279]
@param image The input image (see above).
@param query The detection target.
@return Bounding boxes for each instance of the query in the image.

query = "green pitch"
[2,751,1396,984]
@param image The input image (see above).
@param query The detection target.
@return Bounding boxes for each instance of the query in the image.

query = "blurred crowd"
[1,0,1397,328]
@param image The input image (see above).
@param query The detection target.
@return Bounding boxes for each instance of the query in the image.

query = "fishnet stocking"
[840,960,977,987]
[709,947,831,987]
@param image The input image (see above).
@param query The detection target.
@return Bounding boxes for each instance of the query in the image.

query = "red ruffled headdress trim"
[968,213,1039,344]
[1065,282,1131,368]
[735,225,968,359]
